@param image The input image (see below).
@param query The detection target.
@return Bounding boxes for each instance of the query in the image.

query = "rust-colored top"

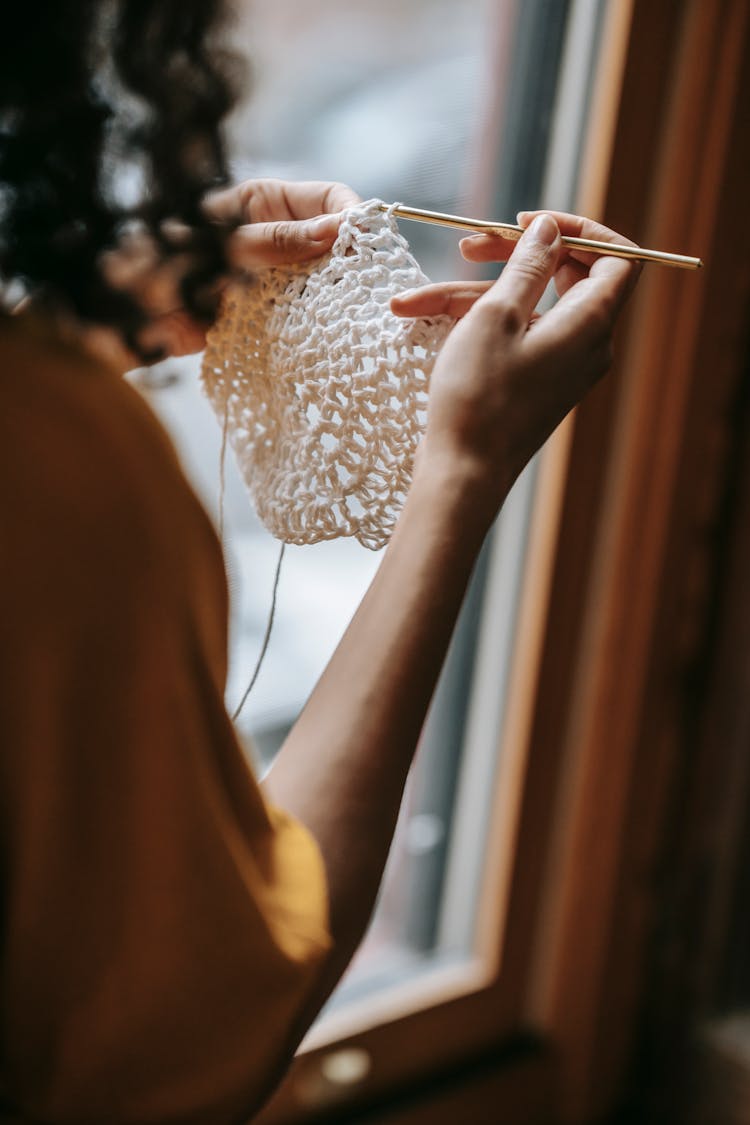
[0,313,329,1124]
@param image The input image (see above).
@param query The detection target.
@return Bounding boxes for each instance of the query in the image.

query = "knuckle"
[433,289,453,316]
[323,181,356,211]
[485,298,525,336]
[270,221,295,251]
[237,179,259,221]
[510,243,554,281]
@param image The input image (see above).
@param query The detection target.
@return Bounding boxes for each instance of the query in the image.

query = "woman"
[0,1,640,1121]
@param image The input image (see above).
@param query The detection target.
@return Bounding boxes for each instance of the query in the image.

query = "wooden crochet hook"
[381,202,703,271]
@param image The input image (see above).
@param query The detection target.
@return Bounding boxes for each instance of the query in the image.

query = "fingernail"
[304,214,339,240]
[528,214,557,245]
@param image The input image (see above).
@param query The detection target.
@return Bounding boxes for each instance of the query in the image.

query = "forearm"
[261,207,640,1024]
[261,454,493,969]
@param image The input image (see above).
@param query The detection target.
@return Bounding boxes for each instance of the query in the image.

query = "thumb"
[227,213,342,269]
[483,213,560,325]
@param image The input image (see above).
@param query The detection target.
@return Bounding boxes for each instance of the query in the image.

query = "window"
[132,0,668,1119]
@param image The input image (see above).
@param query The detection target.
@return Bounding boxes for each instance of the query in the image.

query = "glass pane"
[135,0,608,1019]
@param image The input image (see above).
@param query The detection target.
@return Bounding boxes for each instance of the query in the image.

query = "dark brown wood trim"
[521,1,750,1121]
[269,1038,556,1125]
[255,2,750,1121]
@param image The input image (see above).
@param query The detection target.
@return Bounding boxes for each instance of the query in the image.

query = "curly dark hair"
[0,0,239,357]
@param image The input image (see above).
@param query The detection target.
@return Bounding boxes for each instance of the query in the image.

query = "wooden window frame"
[521,2,750,1121]
[256,1,750,1121]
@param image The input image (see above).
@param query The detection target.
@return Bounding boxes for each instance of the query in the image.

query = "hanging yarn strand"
[204,199,452,717]
[231,540,286,722]
[200,198,454,550]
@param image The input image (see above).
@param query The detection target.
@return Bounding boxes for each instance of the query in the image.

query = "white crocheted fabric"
[200,198,453,550]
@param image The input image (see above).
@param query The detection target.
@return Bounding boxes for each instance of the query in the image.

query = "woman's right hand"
[392,211,641,520]
[265,211,640,1018]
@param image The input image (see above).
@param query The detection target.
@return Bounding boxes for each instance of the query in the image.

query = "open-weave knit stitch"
[200,198,453,550]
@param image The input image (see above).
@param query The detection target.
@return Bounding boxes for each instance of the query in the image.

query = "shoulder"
[0,312,226,635]
[0,312,189,506]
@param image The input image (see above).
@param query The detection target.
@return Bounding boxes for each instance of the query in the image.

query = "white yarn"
[200,198,454,550]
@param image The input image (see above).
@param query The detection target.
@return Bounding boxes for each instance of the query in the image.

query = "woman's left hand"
[120,178,361,361]
[205,177,361,269]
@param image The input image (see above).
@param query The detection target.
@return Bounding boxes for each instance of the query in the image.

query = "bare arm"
[262,212,642,1006]
[263,455,487,961]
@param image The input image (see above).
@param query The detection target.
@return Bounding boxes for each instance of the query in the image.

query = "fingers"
[315,181,363,215]
[477,214,561,328]
[459,232,520,264]
[518,209,642,311]
[517,208,637,248]
[227,212,345,269]
[205,178,362,270]
[391,281,493,319]
[458,208,632,268]
[532,272,616,347]
[551,258,589,299]
[240,178,361,222]
[204,178,361,224]
[457,210,640,311]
